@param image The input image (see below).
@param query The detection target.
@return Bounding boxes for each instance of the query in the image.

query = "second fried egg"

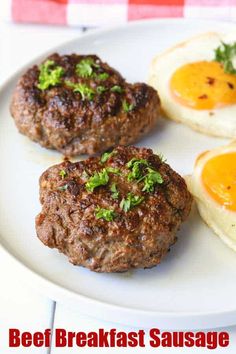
[186,142,236,251]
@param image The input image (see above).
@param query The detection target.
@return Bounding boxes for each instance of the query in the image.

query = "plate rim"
[1,17,236,329]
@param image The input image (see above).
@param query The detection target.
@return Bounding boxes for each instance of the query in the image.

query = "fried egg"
[148,32,236,138]
[186,142,236,251]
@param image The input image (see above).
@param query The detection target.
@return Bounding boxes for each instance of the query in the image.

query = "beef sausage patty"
[36,146,192,272]
[10,54,160,156]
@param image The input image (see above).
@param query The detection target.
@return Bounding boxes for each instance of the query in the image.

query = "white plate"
[1,19,236,330]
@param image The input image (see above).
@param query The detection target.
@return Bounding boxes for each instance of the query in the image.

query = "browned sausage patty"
[35,146,192,272]
[10,54,160,157]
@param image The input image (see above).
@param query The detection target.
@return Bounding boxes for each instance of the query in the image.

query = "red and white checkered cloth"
[10,0,236,27]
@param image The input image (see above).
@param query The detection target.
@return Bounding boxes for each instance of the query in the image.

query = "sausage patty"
[35,146,192,272]
[10,54,160,156]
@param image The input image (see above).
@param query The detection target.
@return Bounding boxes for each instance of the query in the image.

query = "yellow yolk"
[170,61,236,110]
[201,152,236,211]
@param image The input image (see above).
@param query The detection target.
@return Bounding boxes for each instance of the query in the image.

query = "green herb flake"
[96,85,107,94]
[126,157,163,193]
[122,100,134,113]
[59,169,67,179]
[95,207,116,221]
[110,183,119,199]
[120,193,144,212]
[127,158,149,169]
[214,41,236,74]
[97,72,109,81]
[110,85,123,93]
[58,184,68,191]
[85,169,109,192]
[142,168,163,193]
[106,167,121,175]
[76,58,99,78]
[126,158,149,181]
[101,151,114,163]
[66,81,95,101]
[37,60,64,90]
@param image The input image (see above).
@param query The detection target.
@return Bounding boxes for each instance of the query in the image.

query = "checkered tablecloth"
[10,0,236,27]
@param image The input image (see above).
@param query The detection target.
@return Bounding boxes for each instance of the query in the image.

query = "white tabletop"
[1,21,236,354]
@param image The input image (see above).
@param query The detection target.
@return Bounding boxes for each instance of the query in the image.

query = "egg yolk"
[201,152,236,211]
[170,61,236,110]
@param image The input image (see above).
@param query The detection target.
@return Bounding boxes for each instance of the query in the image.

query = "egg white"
[186,143,236,251]
[148,32,236,138]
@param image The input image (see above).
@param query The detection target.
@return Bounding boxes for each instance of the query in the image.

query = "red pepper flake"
[198,94,208,99]
[227,82,234,89]
[206,77,215,85]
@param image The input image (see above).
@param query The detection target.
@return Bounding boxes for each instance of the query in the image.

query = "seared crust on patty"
[11,54,160,156]
[35,145,192,272]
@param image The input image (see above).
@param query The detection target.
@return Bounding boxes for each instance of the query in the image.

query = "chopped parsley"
[58,184,68,191]
[126,157,163,192]
[122,100,134,113]
[66,81,95,100]
[97,72,109,81]
[37,60,64,90]
[85,169,109,192]
[111,85,123,93]
[76,58,99,78]
[96,85,107,94]
[110,183,119,199]
[100,150,114,163]
[59,169,67,179]
[85,165,121,192]
[142,168,163,193]
[95,207,116,221]
[120,193,144,212]
[127,158,149,181]
[106,167,121,175]
[214,42,236,74]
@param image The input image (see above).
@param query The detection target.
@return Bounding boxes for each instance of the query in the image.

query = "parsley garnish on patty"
[126,157,163,192]
[37,60,64,90]
[85,166,121,192]
[111,85,123,93]
[65,81,95,100]
[75,57,110,82]
[100,151,114,163]
[95,207,116,221]
[142,168,163,193]
[120,193,144,212]
[59,169,67,179]
[58,184,68,191]
[86,151,163,216]
[97,72,109,81]
[85,169,109,192]
[106,167,121,175]
[76,58,99,78]
[122,100,134,113]
[96,85,107,94]
[110,183,119,199]
[127,158,149,181]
